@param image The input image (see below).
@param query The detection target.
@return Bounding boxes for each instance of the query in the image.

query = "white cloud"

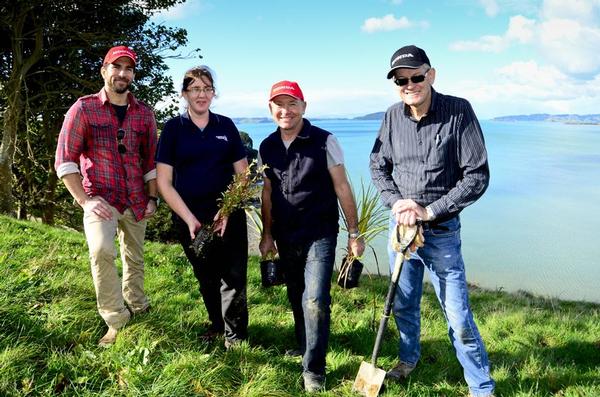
[450,15,535,52]
[538,17,600,76]
[480,0,500,17]
[453,60,600,118]
[451,0,600,77]
[361,14,428,33]
[506,15,536,43]
[541,0,600,23]
[449,35,507,52]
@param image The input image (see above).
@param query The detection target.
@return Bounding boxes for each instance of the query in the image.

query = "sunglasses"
[393,69,430,87]
[117,128,126,154]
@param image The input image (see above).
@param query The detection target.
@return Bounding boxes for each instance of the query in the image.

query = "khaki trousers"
[83,206,149,329]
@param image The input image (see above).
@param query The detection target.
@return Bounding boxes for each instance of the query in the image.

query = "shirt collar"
[275,118,311,141]
[402,87,438,119]
[98,88,139,109]
[295,118,312,139]
[181,110,217,125]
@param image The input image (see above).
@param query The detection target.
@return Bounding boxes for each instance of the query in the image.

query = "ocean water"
[238,119,600,303]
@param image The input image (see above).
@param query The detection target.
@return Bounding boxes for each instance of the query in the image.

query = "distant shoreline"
[492,113,600,125]
[234,113,600,125]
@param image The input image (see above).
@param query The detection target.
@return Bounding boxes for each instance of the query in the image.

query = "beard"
[109,78,132,94]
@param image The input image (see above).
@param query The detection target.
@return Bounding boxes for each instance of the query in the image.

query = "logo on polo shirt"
[216,135,228,142]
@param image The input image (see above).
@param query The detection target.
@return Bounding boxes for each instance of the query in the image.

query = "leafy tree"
[0,0,200,223]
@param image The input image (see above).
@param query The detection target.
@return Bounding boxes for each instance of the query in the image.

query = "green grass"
[1,215,599,396]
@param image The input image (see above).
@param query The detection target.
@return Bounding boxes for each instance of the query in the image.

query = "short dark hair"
[182,65,216,94]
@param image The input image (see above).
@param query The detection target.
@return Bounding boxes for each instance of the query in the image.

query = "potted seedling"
[245,206,285,287]
[190,160,266,258]
[338,178,388,289]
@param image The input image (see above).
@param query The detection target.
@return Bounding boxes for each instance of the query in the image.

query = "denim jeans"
[277,235,337,378]
[387,215,495,396]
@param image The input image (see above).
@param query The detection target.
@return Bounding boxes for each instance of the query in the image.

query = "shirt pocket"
[90,123,114,148]
[429,132,455,170]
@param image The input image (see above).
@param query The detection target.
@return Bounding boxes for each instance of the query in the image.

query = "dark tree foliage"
[0,0,200,225]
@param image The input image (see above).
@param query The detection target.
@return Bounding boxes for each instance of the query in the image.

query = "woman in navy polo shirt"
[156,66,249,348]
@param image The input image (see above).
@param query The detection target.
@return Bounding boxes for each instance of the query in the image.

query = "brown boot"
[98,326,118,347]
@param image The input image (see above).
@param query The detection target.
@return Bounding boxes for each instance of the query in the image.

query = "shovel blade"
[352,361,387,397]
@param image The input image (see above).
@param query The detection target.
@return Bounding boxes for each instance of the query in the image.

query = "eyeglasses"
[393,69,430,87]
[186,86,215,95]
[117,128,126,154]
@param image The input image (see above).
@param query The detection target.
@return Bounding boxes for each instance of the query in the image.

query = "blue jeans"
[277,235,337,378]
[387,215,495,396]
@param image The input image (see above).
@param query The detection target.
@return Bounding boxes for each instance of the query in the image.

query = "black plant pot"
[337,256,363,289]
[260,258,285,287]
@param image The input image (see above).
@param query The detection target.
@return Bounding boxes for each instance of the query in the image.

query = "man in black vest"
[259,80,365,392]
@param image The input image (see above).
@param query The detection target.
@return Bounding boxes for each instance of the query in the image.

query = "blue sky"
[153,0,600,120]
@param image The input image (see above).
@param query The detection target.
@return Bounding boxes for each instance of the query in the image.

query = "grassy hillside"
[1,215,599,396]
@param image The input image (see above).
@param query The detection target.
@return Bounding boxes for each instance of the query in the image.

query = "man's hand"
[144,199,157,219]
[82,196,113,220]
[259,233,277,259]
[392,199,429,225]
[348,236,366,259]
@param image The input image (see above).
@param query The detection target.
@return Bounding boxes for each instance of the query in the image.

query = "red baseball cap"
[269,80,304,101]
[104,46,137,66]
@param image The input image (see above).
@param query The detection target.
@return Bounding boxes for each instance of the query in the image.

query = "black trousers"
[176,209,248,342]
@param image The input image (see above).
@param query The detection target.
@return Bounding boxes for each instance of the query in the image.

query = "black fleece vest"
[260,120,339,243]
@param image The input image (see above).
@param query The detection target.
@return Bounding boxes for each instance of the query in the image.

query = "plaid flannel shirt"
[55,89,157,221]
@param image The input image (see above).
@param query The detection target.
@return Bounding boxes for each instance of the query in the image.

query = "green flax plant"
[339,177,388,283]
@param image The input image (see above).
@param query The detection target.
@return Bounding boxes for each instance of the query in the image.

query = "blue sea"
[238,119,600,303]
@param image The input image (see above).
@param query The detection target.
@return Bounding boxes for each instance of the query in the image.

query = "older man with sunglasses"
[55,46,158,347]
[369,45,495,397]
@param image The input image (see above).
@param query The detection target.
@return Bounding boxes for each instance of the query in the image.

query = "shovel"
[352,222,421,397]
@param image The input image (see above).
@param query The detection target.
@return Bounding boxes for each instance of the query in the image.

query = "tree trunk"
[0,12,43,216]
[0,79,21,216]
[41,117,62,225]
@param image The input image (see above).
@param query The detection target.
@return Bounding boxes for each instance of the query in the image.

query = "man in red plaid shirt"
[55,46,158,347]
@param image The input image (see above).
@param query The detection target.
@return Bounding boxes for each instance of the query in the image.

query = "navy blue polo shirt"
[156,111,246,221]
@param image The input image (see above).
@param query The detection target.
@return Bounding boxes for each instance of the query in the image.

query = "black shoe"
[303,373,325,392]
[284,348,303,357]
[224,338,244,350]
[199,327,222,342]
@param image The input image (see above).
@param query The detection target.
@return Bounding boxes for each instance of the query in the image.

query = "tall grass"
[1,215,599,396]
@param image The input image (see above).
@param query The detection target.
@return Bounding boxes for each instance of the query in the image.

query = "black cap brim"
[386,64,421,79]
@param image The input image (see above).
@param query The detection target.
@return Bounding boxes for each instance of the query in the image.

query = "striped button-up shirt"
[369,88,489,220]
[55,89,157,221]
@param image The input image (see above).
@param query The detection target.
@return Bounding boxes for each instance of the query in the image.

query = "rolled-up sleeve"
[55,101,86,178]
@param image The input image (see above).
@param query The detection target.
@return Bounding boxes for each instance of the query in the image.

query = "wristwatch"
[348,231,360,239]
[148,195,159,205]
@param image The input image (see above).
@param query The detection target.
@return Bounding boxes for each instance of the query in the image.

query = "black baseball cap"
[386,45,431,79]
